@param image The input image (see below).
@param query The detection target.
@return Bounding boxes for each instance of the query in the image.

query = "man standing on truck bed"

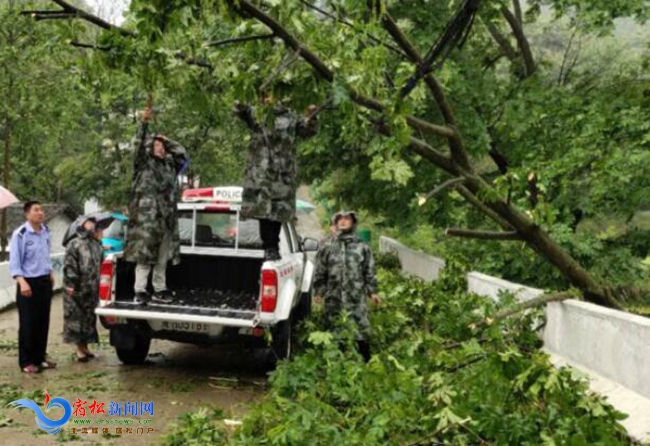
[124,99,189,306]
[313,211,381,362]
[234,96,318,261]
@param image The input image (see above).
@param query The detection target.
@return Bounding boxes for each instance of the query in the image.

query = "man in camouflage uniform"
[234,98,318,260]
[63,217,103,362]
[124,106,189,305]
[313,211,380,362]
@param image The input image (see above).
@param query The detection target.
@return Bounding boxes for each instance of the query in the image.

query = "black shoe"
[152,290,175,304]
[134,292,150,305]
[264,249,281,261]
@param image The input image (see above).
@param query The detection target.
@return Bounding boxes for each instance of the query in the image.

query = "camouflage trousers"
[134,230,172,293]
[324,299,371,341]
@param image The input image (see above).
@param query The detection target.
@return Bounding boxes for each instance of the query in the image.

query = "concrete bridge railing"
[380,236,650,442]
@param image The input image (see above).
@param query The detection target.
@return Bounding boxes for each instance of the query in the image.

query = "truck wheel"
[296,291,312,321]
[115,331,151,365]
[270,320,292,362]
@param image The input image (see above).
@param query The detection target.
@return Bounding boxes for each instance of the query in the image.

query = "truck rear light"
[260,270,278,313]
[99,260,114,301]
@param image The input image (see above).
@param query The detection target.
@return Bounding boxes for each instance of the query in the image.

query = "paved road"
[0,190,325,445]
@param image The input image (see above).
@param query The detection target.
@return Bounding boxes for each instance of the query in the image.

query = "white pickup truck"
[95,186,319,366]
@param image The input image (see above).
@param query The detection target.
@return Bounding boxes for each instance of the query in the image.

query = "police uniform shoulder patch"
[17,225,27,237]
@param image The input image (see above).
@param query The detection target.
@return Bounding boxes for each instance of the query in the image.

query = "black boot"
[264,248,281,261]
[152,290,175,304]
[134,292,150,306]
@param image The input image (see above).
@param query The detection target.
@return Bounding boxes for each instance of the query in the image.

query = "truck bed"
[114,254,262,312]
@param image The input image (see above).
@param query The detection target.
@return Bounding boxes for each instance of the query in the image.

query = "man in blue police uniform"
[9,201,57,373]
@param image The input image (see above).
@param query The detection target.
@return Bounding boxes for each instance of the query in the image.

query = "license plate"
[159,321,210,333]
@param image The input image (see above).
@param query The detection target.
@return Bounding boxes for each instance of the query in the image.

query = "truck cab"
[95,186,319,366]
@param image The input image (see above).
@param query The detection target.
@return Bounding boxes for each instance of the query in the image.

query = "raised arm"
[233,101,261,132]
[296,104,319,140]
[131,122,150,171]
[161,136,189,174]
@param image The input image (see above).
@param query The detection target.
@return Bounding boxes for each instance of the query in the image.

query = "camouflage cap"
[333,211,358,224]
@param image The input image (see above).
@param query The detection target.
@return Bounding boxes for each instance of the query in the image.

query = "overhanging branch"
[380,13,471,170]
[207,33,275,47]
[501,6,535,76]
[455,185,513,229]
[48,0,135,37]
[297,0,406,58]
[230,0,456,142]
[396,0,482,101]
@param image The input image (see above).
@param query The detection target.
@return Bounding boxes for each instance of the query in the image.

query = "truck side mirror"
[301,238,319,252]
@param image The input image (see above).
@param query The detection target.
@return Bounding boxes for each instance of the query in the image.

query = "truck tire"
[295,291,312,321]
[270,320,292,362]
[115,330,151,365]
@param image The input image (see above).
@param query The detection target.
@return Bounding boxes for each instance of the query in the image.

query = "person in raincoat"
[313,211,380,362]
[234,97,318,260]
[123,105,189,305]
[63,217,103,362]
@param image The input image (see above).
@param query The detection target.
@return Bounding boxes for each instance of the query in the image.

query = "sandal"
[22,364,40,374]
[40,359,57,369]
[85,352,96,359]
[75,354,89,363]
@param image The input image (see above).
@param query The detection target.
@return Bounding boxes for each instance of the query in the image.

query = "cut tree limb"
[422,177,465,202]
[445,228,521,240]
[479,291,574,328]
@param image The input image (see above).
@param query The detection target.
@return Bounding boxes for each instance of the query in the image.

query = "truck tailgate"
[96,302,258,327]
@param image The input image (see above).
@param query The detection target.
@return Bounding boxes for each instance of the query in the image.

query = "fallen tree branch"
[477,291,574,328]
[445,228,521,240]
